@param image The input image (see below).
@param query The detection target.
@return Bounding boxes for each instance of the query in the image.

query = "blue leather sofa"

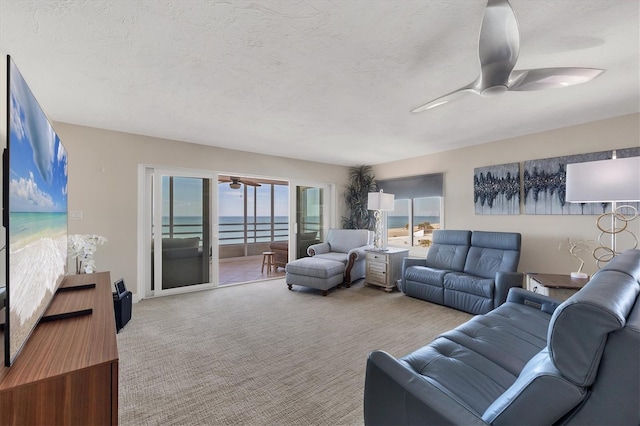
[364,249,640,425]
[401,230,522,314]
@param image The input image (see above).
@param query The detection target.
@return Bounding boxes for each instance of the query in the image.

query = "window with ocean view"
[387,197,442,256]
[218,180,289,247]
[155,174,212,291]
[378,173,444,257]
[162,176,207,241]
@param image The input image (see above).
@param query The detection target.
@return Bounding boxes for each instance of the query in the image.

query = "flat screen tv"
[3,55,68,366]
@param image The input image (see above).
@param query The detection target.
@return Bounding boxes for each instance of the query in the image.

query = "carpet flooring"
[117,279,472,425]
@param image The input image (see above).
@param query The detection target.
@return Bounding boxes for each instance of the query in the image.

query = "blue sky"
[8,58,68,213]
[163,177,289,217]
[219,183,289,217]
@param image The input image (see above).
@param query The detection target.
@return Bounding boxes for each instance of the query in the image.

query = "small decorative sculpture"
[559,238,592,279]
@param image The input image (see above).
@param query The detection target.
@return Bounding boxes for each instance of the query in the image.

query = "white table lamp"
[566,156,640,267]
[368,190,395,250]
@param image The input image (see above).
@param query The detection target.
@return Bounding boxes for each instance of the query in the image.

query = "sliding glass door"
[147,168,216,297]
[292,182,332,259]
[139,170,333,297]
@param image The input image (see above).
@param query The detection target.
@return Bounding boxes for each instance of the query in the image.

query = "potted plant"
[342,165,377,230]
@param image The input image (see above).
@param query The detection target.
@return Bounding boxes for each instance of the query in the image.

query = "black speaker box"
[113,290,132,333]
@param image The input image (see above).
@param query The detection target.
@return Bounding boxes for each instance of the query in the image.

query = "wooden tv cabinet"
[0,271,119,425]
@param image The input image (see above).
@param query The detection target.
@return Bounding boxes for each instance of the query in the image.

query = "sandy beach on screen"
[7,232,66,361]
[9,233,67,325]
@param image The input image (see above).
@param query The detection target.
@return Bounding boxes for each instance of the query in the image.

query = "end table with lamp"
[365,247,409,292]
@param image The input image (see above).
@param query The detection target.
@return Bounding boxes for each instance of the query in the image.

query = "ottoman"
[285,257,345,296]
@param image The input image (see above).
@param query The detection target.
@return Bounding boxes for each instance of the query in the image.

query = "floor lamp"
[566,156,640,268]
[367,190,395,251]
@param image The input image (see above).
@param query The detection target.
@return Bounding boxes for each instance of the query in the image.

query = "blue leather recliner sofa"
[364,249,640,425]
[401,230,522,314]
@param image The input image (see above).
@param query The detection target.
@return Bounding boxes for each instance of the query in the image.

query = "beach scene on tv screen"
[8,58,68,362]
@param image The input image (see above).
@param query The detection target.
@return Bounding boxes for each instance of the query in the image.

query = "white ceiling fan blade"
[411,84,477,113]
[508,68,605,91]
[477,0,520,91]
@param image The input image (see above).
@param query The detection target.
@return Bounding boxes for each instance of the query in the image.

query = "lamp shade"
[566,157,640,203]
[368,191,395,211]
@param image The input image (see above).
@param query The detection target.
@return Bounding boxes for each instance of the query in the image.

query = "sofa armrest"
[308,242,330,256]
[365,350,489,426]
[400,258,428,293]
[402,257,427,270]
[344,245,374,284]
[494,271,524,308]
[347,245,373,262]
[506,287,561,314]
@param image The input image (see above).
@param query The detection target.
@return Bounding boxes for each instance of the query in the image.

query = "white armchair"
[307,228,374,286]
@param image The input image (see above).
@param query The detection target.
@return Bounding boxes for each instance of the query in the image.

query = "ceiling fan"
[218,176,262,189]
[412,0,605,113]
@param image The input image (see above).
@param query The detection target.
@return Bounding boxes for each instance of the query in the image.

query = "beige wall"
[54,123,350,295]
[2,109,638,294]
[373,113,640,277]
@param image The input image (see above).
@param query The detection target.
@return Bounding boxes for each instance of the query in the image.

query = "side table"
[364,248,409,293]
[524,273,589,301]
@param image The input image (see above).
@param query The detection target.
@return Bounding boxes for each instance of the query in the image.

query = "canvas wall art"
[474,162,520,215]
[524,150,616,215]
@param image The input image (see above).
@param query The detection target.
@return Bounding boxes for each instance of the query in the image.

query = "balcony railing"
[162,221,289,245]
[218,220,289,245]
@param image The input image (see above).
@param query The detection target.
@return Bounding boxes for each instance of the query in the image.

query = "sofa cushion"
[464,247,519,279]
[443,272,494,298]
[442,272,496,313]
[314,252,348,264]
[548,270,640,386]
[285,257,345,278]
[489,301,553,341]
[401,337,516,417]
[444,289,494,315]
[425,230,471,271]
[463,232,520,279]
[327,229,372,254]
[404,266,448,287]
[441,310,549,376]
[403,279,444,305]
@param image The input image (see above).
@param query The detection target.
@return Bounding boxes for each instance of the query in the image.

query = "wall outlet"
[70,211,83,220]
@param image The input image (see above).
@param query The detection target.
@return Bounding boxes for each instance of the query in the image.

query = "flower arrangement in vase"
[68,234,108,274]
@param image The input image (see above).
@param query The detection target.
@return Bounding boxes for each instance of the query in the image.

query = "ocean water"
[9,212,68,249]
[163,216,290,245]
[163,215,436,244]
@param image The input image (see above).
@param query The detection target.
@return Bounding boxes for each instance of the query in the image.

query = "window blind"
[376,173,443,200]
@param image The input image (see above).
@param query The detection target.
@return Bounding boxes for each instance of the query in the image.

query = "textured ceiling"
[0,0,638,166]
